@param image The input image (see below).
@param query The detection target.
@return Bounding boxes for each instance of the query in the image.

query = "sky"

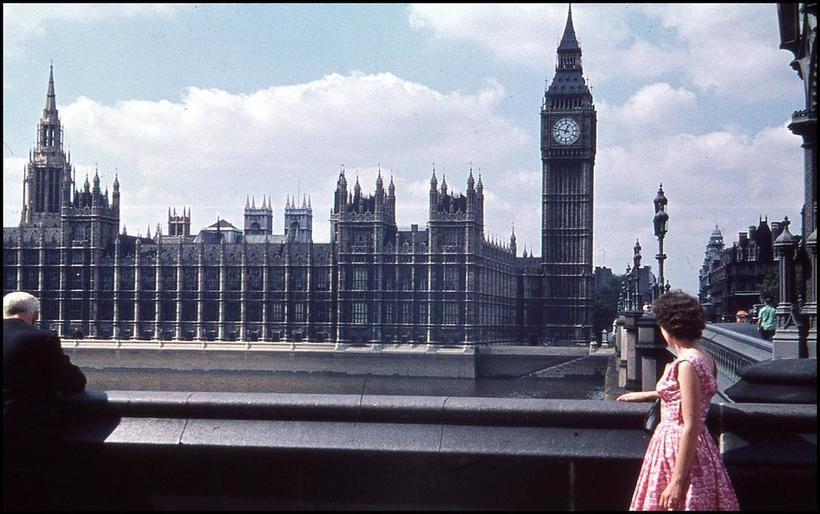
[3,3,806,294]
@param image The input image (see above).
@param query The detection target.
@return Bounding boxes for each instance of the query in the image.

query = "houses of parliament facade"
[3,9,596,345]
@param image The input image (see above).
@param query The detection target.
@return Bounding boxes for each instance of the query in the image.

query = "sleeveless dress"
[629,353,739,511]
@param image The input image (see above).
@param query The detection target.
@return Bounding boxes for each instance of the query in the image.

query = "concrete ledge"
[13,391,817,510]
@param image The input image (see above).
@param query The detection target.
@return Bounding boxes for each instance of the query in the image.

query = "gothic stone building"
[3,9,596,345]
[698,218,782,322]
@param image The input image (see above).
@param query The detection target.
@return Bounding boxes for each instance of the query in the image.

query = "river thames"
[83,368,606,400]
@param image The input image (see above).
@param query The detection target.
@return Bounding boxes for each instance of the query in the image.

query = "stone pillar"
[196,241,205,341]
[773,221,802,358]
[218,239,227,341]
[58,245,68,337]
[804,229,817,358]
[240,242,247,341]
[262,242,270,342]
[113,237,121,339]
[89,244,99,338]
[132,239,141,340]
[154,241,162,340]
[175,241,183,340]
[636,314,669,392]
[621,311,641,390]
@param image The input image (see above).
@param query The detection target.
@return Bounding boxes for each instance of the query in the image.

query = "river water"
[83,368,605,400]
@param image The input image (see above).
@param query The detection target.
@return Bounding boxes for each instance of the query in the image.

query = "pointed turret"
[467,164,475,192]
[558,4,580,51]
[44,63,57,115]
[375,167,384,192]
[430,164,438,190]
[441,174,448,195]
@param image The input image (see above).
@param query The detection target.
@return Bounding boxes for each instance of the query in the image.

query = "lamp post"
[653,184,669,299]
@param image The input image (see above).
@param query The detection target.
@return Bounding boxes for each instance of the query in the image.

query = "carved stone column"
[772,219,802,358]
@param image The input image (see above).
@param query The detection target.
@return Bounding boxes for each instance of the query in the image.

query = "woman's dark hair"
[652,290,705,341]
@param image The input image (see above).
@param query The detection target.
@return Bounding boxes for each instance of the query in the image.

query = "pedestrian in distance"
[756,297,777,341]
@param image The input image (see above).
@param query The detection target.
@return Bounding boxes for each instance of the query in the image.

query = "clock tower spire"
[540,4,597,344]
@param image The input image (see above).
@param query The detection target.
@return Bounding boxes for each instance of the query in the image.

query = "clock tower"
[541,5,596,344]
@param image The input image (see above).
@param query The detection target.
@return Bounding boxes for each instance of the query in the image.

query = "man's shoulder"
[4,319,58,343]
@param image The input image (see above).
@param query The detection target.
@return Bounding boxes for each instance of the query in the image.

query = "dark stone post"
[636,313,669,392]
[805,229,817,358]
[772,218,802,358]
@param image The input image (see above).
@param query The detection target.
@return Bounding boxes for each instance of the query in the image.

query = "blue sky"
[3,4,805,294]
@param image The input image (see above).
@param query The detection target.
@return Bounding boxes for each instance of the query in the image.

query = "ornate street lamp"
[653,184,669,298]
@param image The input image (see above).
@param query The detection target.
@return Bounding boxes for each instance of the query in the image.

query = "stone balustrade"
[9,390,816,510]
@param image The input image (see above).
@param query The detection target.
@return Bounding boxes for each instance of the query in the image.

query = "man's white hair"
[3,291,41,317]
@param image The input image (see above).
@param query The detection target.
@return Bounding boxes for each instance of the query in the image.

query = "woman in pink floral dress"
[618,291,739,511]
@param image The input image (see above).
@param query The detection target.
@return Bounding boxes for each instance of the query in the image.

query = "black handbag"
[643,399,661,433]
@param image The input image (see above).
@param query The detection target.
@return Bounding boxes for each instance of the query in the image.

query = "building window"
[444,266,457,290]
[247,268,263,291]
[46,251,60,265]
[270,269,285,290]
[226,301,240,321]
[246,302,262,321]
[161,301,176,321]
[416,303,427,324]
[205,268,219,291]
[401,302,411,323]
[352,302,367,324]
[183,268,198,290]
[182,301,197,321]
[444,303,458,325]
[203,301,218,322]
[44,268,60,290]
[22,269,39,290]
[162,268,177,290]
[314,269,329,291]
[293,302,306,322]
[271,302,284,321]
[227,268,241,291]
[291,269,306,291]
[399,269,411,291]
[69,268,85,290]
[23,250,39,265]
[384,303,394,323]
[140,268,156,290]
[353,268,368,290]
[100,269,114,290]
[312,302,329,322]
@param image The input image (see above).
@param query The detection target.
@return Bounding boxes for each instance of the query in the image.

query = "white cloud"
[3,3,183,55]
[407,3,801,102]
[597,83,698,142]
[3,71,529,242]
[594,120,803,294]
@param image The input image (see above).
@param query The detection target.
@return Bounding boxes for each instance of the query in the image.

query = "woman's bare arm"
[616,390,659,402]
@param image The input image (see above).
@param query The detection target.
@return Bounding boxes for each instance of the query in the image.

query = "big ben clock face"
[552,117,580,145]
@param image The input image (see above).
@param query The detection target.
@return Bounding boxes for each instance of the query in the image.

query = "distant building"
[699,218,779,321]
[3,8,600,345]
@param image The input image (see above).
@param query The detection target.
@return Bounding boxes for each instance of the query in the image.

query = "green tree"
[594,273,625,342]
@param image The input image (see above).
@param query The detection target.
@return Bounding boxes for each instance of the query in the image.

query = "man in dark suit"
[4,291,87,509]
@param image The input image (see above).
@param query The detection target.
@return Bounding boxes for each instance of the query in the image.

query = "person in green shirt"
[757,297,777,341]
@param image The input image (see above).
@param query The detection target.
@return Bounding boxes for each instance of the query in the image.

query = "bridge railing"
[613,313,773,399]
[8,390,816,510]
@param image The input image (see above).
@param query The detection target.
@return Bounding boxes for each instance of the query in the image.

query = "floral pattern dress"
[630,353,739,511]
